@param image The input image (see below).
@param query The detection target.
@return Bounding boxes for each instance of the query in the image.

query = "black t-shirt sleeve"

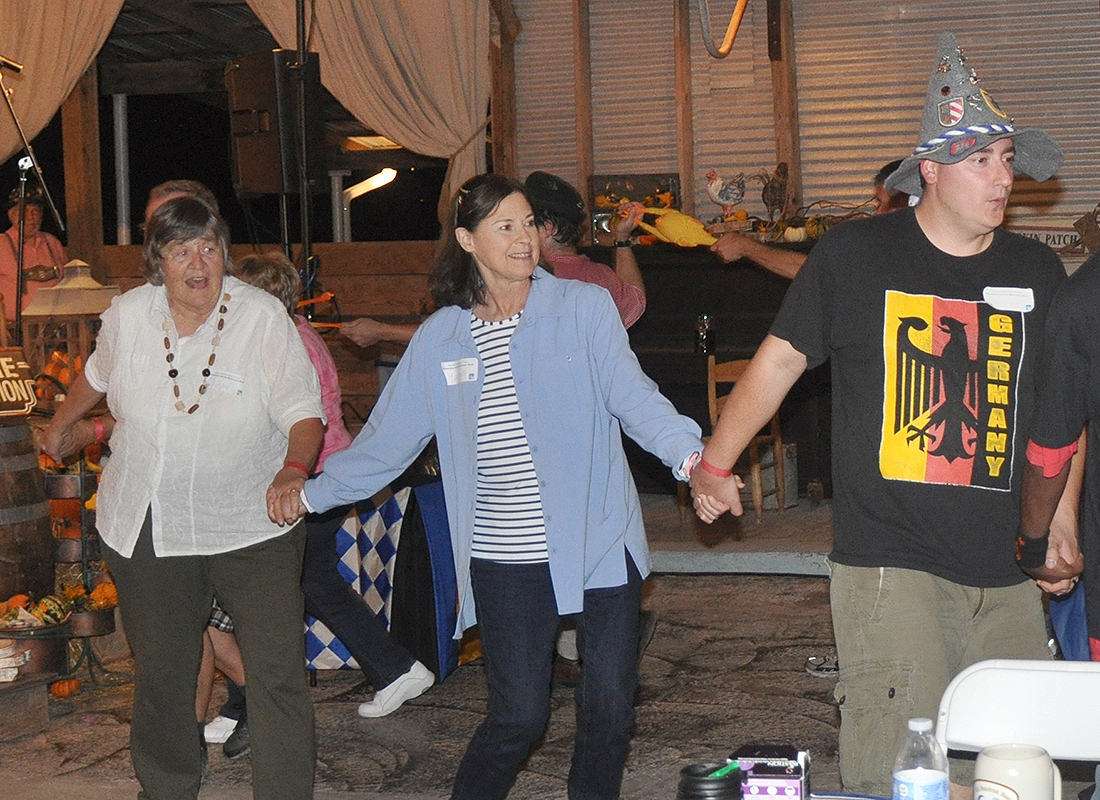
[1030,278,1092,448]
[770,234,833,369]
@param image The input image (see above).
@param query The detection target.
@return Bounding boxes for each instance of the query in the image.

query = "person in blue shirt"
[269,173,703,800]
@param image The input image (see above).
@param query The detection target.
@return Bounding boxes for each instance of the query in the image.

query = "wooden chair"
[678,355,785,523]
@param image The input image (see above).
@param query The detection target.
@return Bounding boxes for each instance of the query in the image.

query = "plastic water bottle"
[892,717,949,800]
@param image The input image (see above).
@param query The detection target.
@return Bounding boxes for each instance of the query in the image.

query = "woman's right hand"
[39,418,93,463]
[266,468,308,526]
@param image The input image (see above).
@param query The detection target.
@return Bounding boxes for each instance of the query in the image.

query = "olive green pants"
[105,511,314,800]
[828,562,1050,797]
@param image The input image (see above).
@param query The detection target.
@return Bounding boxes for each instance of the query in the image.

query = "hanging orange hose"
[697,0,749,59]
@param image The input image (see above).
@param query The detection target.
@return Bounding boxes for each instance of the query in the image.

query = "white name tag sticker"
[441,358,478,386]
[208,369,245,396]
[983,286,1035,313]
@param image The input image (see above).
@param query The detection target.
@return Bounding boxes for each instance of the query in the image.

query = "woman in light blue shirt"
[276,174,702,800]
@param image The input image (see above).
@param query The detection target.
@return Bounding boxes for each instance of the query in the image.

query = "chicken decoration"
[755,162,790,222]
[705,170,745,217]
[620,202,717,248]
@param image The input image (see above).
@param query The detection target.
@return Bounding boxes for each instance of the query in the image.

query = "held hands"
[1017,531,1084,589]
[1036,534,1085,596]
[689,460,743,523]
[38,418,95,464]
[266,467,308,526]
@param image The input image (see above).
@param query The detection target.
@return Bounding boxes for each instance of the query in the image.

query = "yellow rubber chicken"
[620,202,716,247]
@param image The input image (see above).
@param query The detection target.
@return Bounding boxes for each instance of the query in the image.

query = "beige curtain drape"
[0,1,124,162]
[247,0,490,222]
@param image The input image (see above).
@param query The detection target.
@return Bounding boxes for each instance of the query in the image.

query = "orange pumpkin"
[4,593,30,613]
[50,678,82,699]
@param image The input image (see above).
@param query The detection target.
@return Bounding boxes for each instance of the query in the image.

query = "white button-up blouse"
[84,275,324,558]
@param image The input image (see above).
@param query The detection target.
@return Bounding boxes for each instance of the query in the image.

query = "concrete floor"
[0,495,1093,799]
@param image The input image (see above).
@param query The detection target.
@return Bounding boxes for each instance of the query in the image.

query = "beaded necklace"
[163,292,230,414]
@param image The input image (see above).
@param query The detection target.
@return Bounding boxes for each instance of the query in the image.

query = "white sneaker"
[357,661,435,718]
[203,715,238,744]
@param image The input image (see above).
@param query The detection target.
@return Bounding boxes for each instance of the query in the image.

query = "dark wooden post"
[61,68,105,281]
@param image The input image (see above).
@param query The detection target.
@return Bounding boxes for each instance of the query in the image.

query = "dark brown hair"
[429,173,528,309]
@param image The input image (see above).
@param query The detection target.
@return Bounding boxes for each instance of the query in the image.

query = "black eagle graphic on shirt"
[893,316,980,463]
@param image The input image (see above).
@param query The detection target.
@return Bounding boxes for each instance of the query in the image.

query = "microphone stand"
[0,61,66,346]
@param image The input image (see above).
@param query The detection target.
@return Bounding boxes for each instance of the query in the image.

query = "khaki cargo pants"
[828,562,1050,797]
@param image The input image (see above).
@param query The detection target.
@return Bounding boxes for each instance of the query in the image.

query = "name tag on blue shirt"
[441,357,478,385]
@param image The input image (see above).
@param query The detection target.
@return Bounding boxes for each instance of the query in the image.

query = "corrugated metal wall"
[513,0,781,220]
[689,2,786,220]
[793,1,1100,219]
[511,1,1099,223]
[512,0,580,186]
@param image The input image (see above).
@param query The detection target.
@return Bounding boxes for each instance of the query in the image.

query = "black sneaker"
[223,717,250,759]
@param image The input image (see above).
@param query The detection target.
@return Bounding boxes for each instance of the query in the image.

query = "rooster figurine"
[755,162,790,222]
[706,170,745,217]
[620,202,717,248]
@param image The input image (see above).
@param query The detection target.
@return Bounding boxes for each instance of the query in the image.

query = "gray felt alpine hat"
[885,33,1063,199]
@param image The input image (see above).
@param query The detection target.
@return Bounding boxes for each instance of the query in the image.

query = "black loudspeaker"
[225,49,326,197]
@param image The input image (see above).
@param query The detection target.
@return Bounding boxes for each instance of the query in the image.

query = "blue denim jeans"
[450,555,642,800]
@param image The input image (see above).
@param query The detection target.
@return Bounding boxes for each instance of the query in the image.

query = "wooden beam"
[767,0,803,216]
[124,0,273,56]
[61,68,104,275]
[674,0,696,218]
[490,0,519,178]
[99,60,227,96]
[573,0,594,238]
[489,0,522,42]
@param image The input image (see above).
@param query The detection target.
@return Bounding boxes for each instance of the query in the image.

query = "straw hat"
[886,33,1063,198]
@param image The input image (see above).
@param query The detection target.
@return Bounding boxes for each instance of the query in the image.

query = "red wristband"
[283,460,310,476]
[93,417,106,444]
[698,457,733,478]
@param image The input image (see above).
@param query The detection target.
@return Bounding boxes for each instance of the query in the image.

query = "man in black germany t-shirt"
[689,33,1077,796]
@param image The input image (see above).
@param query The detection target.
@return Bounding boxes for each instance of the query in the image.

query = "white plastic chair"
[935,658,1100,760]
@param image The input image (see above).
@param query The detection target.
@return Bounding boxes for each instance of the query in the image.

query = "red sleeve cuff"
[1026,439,1078,478]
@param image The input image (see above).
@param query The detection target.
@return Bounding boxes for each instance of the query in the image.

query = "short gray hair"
[142,196,232,286]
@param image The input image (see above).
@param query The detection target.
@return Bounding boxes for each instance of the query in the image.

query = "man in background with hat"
[0,184,66,326]
[691,33,1077,794]
[525,170,646,328]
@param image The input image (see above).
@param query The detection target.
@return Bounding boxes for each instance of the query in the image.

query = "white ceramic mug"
[973,743,1061,800]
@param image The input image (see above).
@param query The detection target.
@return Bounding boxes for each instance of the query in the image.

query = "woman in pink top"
[198,254,434,757]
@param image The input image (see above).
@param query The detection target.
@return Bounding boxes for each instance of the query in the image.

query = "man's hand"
[341,317,391,348]
[710,232,751,264]
[614,204,640,241]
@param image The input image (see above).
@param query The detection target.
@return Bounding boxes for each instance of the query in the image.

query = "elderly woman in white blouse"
[44,196,323,800]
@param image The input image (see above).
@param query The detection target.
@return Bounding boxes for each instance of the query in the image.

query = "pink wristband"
[283,460,310,476]
[93,417,106,444]
[698,457,733,478]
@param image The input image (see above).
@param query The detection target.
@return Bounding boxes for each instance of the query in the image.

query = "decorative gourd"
[50,678,82,698]
[31,594,71,625]
[4,594,30,613]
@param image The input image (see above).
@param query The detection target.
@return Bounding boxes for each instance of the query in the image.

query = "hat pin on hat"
[884,33,1063,199]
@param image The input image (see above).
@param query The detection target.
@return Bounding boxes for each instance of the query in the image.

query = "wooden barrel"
[0,420,53,600]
